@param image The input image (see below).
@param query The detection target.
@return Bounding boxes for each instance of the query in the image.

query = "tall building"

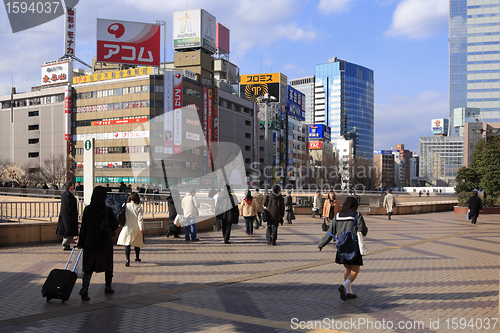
[373,150,395,188]
[315,57,374,159]
[419,136,464,186]
[449,0,500,134]
[289,76,315,124]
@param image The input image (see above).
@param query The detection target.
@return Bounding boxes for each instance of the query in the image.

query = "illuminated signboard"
[240,72,287,104]
[309,124,331,140]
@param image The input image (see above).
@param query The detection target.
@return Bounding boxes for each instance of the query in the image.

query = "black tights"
[125,246,141,261]
[82,270,113,290]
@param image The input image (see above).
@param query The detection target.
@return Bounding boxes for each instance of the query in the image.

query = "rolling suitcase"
[41,247,83,303]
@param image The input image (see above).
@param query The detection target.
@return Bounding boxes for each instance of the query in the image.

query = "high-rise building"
[419,136,464,186]
[289,76,315,124]
[449,0,500,135]
[315,57,374,159]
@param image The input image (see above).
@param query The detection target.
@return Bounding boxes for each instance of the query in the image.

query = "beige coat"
[117,202,144,248]
[239,199,257,217]
[383,193,395,213]
[253,192,264,212]
[181,194,200,218]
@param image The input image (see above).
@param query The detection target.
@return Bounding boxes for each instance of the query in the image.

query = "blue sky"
[0,0,449,153]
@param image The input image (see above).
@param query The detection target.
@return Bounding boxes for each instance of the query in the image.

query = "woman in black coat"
[265,185,285,245]
[468,190,483,224]
[166,189,182,238]
[77,186,118,301]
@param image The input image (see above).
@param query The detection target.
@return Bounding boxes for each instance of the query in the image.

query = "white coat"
[383,193,395,213]
[117,202,144,248]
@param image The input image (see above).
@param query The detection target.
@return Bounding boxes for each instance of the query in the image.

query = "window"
[245,120,251,126]
[28,111,39,117]
[28,138,39,144]
[28,152,39,158]
[28,124,39,131]
[245,133,251,138]
[245,146,251,151]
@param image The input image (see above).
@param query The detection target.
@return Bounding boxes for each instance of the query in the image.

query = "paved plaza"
[0,211,499,333]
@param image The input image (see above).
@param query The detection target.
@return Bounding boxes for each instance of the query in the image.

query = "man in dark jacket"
[56,181,79,251]
[215,186,239,244]
[265,185,285,246]
[469,190,483,225]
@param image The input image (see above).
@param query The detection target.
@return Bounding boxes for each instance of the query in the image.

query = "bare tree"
[41,154,70,188]
[18,162,43,187]
[348,157,380,192]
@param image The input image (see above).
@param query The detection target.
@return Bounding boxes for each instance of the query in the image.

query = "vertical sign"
[253,103,258,164]
[173,71,183,154]
[203,87,208,173]
[64,7,76,57]
[83,138,95,206]
[64,85,71,141]
[164,71,174,154]
[213,87,219,172]
[207,88,213,170]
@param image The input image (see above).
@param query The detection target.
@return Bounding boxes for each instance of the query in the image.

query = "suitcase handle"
[64,247,83,272]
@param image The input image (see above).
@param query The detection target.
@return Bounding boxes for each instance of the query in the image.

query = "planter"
[454,206,500,214]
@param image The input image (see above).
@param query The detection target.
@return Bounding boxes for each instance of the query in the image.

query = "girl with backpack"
[318,196,368,301]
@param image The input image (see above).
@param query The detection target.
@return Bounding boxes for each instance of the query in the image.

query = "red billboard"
[216,23,230,54]
[97,19,160,66]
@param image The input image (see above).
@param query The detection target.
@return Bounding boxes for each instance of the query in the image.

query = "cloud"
[317,0,354,14]
[385,0,448,39]
[374,90,448,151]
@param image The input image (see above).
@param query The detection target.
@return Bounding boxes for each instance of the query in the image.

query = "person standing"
[239,190,258,235]
[181,188,200,241]
[265,185,285,246]
[166,189,182,238]
[213,188,221,207]
[284,190,295,224]
[56,181,79,251]
[312,191,322,218]
[318,196,368,301]
[77,186,118,301]
[322,191,340,228]
[215,186,239,244]
[253,188,265,225]
[383,189,395,220]
[469,190,483,225]
[117,192,144,266]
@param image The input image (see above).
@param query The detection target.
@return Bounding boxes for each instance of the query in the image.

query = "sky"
[0,0,450,153]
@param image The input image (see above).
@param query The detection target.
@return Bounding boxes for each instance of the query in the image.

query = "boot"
[104,271,114,294]
[80,272,92,301]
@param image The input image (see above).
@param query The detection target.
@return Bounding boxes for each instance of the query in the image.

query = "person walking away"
[284,190,295,224]
[216,186,239,244]
[117,192,144,267]
[56,181,79,251]
[213,188,221,208]
[322,191,340,228]
[181,188,200,241]
[318,196,368,301]
[253,188,265,225]
[239,190,258,235]
[312,191,322,218]
[77,186,118,301]
[383,189,395,220]
[265,185,285,246]
[469,190,483,224]
[166,189,182,238]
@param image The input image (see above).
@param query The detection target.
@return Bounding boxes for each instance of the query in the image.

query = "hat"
[189,188,196,194]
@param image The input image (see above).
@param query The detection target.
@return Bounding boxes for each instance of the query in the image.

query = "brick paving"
[0,212,499,333]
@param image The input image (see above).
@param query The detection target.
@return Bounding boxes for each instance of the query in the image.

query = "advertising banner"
[203,87,208,173]
[287,86,305,121]
[164,71,174,154]
[208,88,213,170]
[64,85,71,141]
[431,118,448,135]
[253,103,258,164]
[64,7,76,57]
[173,9,216,54]
[240,72,287,103]
[42,60,72,86]
[73,66,151,84]
[173,71,183,154]
[216,23,230,54]
[309,124,331,140]
[309,141,322,150]
[97,19,160,66]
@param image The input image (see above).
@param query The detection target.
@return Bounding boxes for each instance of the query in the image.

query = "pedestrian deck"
[0,212,498,333]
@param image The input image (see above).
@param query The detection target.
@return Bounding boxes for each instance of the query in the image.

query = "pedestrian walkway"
[0,212,499,333]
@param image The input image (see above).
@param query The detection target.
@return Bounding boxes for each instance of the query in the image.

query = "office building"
[315,57,374,159]
[419,136,464,186]
[289,76,315,124]
[463,121,500,166]
[373,150,395,189]
[449,0,500,134]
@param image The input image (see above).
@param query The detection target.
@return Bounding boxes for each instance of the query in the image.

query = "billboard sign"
[173,71,183,154]
[97,19,160,66]
[431,118,448,135]
[286,86,305,121]
[240,72,287,103]
[309,141,322,150]
[173,9,216,53]
[373,150,392,155]
[42,59,72,86]
[64,7,76,57]
[309,124,331,140]
[216,23,230,54]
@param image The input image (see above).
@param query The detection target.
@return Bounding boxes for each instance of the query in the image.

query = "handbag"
[252,216,259,229]
[467,209,471,220]
[322,219,328,232]
[262,209,270,222]
[174,214,185,227]
[117,203,126,227]
[357,231,369,255]
[392,201,396,208]
[213,219,222,231]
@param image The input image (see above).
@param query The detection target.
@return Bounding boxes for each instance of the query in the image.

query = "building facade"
[315,57,374,159]
[419,136,464,186]
[289,76,315,124]
[449,0,500,134]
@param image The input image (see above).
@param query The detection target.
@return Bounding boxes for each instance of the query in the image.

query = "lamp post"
[257,93,277,196]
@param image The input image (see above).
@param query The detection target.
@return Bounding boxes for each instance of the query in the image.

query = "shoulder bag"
[117,203,126,227]
[327,213,359,261]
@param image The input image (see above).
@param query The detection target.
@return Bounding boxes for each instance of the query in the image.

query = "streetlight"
[257,93,277,196]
